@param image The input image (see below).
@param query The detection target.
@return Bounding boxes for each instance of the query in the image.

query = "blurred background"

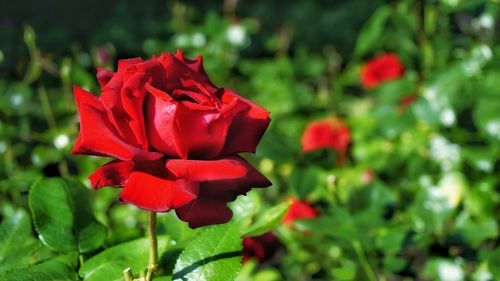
[1,0,500,280]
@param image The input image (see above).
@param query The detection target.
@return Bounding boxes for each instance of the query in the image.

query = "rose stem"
[123,267,134,281]
[352,240,378,281]
[145,211,158,281]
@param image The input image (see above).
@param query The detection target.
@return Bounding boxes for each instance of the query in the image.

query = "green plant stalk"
[123,268,133,281]
[145,211,158,281]
[352,240,377,281]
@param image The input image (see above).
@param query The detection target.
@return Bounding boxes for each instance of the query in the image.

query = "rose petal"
[96,68,115,87]
[89,159,168,189]
[89,161,136,188]
[99,73,141,147]
[175,185,234,228]
[72,86,162,161]
[119,171,198,212]
[157,52,213,92]
[146,94,184,158]
[117,57,143,71]
[220,89,271,155]
[165,156,248,182]
[175,103,231,159]
[174,156,271,228]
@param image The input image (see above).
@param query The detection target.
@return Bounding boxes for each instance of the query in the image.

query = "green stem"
[123,268,133,281]
[145,212,158,281]
[352,240,377,281]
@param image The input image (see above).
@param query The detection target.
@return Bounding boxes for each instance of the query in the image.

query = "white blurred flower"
[476,160,493,172]
[191,32,206,48]
[477,44,493,60]
[474,14,495,30]
[429,136,460,171]
[442,0,459,7]
[440,108,456,127]
[54,134,70,149]
[485,119,500,140]
[0,141,6,154]
[31,154,41,166]
[174,34,189,47]
[425,188,449,213]
[438,173,464,208]
[226,24,247,46]
[10,94,23,107]
[438,261,464,281]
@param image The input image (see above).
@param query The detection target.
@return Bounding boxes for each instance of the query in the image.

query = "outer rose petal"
[89,161,136,188]
[119,172,198,212]
[220,89,271,155]
[89,159,168,188]
[174,156,271,228]
[72,86,162,161]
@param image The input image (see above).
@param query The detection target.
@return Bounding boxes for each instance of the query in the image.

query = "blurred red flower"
[242,232,281,263]
[400,94,418,108]
[73,51,271,228]
[361,169,375,185]
[361,53,405,88]
[282,197,318,225]
[301,118,351,162]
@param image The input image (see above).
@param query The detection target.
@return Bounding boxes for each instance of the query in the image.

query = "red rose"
[73,51,271,228]
[282,197,318,225]
[361,53,404,88]
[301,118,350,162]
[242,232,281,263]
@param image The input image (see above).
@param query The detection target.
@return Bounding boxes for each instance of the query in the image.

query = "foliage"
[1,0,500,280]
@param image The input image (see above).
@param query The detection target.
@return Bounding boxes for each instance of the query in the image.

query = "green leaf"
[242,201,290,237]
[354,6,392,57]
[289,167,320,199]
[0,209,44,273]
[29,177,107,253]
[173,222,242,281]
[0,257,78,281]
[229,190,262,227]
[79,236,171,281]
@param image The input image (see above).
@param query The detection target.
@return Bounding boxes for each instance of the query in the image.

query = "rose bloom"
[242,232,281,263]
[301,118,350,162]
[73,51,271,228]
[282,197,318,225]
[360,53,404,88]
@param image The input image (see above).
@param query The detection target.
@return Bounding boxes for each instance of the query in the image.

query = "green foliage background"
[1,0,500,280]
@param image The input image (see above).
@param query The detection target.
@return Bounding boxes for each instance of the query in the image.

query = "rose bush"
[73,50,271,228]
